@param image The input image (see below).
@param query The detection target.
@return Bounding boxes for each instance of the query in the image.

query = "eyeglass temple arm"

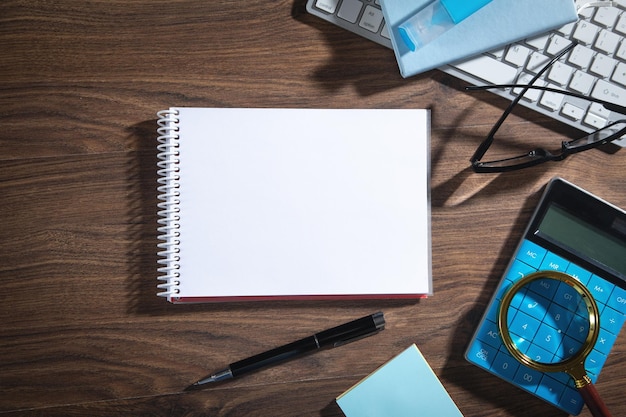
[466,85,626,116]
[469,42,577,163]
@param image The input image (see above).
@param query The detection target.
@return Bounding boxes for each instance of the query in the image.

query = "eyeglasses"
[467,41,626,173]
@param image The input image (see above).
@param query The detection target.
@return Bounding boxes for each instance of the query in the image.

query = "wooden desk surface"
[1,1,624,416]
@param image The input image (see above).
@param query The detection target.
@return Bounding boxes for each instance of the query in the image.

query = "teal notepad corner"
[336,344,463,417]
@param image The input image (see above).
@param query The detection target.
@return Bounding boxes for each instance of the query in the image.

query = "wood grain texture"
[1,1,625,416]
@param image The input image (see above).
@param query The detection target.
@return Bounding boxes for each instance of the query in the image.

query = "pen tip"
[184,382,202,392]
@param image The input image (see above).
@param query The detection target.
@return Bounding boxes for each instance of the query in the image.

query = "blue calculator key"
[516,240,547,269]
[519,290,550,321]
[467,339,498,369]
[606,285,626,313]
[600,305,626,335]
[560,386,585,415]
[491,350,519,380]
[566,314,590,343]
[527,277,559,302]
[526,340,555,363]
[594,327,617,355]
[557,334,585,362]
[510,311,541,342]
[585,348,608,378]
[535,374,566,407]
[512,364,542,390]
[546,303,576,332]
[587,274,613,305]
[565,263,592,285]
[539,251,569,273]
[553,281,584,312]
[475,319,502,349]
[504,259,537,285]
[533,322,562,354]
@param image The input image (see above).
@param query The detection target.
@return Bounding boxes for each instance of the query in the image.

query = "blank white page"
[170,108,430,301]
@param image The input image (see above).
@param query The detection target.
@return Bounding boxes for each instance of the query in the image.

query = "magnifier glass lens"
[506,277,590,364]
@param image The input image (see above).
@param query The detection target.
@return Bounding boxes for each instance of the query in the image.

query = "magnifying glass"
[497,270,613,417]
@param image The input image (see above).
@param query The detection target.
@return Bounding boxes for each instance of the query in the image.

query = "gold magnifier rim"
[497,270,600,374]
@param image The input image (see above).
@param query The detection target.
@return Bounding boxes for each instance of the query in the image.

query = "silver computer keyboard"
[306,0,626,147]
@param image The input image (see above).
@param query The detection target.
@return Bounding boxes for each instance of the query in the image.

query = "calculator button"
[539,251,569,272]
[513,364,543,390]
[585,349,608,378]
[528,276,559,300]
[504,260,537,285]
[587,274,613,305]
[475,319,502,349]
[533,322,563,354]
[566,315,591,343]
[535,374,566,406]
[565,263,592,284]
[560,387,585,415]
[467,339,498,369]
[594,327,617,355]
[526,339,555,363]
[491,350,519,380]
[510,311,541,341]
[606,285,626,313]
[516,240,547,269]
[600,305,626,335]
[519,290,550,321]
[553,281,584,312]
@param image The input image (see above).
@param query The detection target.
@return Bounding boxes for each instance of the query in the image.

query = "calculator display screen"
[536,203,626,277]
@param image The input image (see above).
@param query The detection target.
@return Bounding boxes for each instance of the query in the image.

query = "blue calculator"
[465,178,626,415]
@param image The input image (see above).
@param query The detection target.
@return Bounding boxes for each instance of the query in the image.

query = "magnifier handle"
[579,383,613,417]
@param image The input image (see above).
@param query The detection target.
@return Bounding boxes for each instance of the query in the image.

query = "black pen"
[186,312,385,390]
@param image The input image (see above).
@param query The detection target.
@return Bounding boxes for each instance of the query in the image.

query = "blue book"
[336,344,464,417]
[380,0,578,78]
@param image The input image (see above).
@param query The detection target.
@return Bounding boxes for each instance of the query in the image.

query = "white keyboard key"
[548,62,573,85]
[450,55,518,85]
[617,15,626,36]
[567,45,594,69]
[514,73,543,102]
[590,54,617,78]
[557,22,576,37]
[359,5,383,33]
[569,69,595,94]
[584,112,608,129]
[525,34,550,50]
[593,6,620,27]
[547,35,573,55]
[527,51,550,73]
[561,102,585,120]
[573,21,600,45]
[486,47,506,59]
[613,62,626,87]
[589,102,612,119]
[337,0,363,23]
[315,0,339,13]
[540,84,565,111]
[380,22,390,39]
[617,41,626,60]
[505,44,530,67]
[595,29,621,54]
[591,79,626,105]
[615,0,626,9]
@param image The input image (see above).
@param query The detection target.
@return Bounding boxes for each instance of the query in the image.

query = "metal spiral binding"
[156,109,181,298]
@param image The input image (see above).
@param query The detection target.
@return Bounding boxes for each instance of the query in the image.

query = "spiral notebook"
[156,107,431,303]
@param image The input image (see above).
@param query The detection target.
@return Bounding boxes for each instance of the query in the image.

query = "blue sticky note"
[336,344,464,417]
[380,0,578,78]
